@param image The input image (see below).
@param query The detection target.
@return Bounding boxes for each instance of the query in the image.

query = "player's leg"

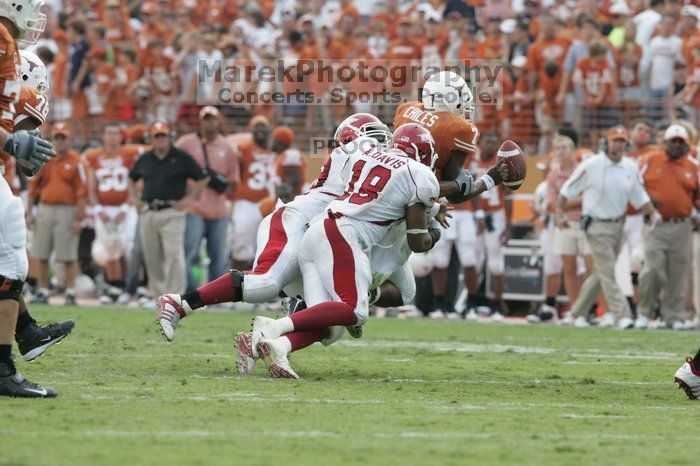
[483,211,507,320]
[430,220,457,317]
[55,205,81,305]
[231,200,261,271]
[453,211,480,320]
[0,183,56,397]
[204,216,230,293]
[183,212,205,292]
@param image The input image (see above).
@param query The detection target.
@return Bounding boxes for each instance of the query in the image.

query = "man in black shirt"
[128,121,208,297]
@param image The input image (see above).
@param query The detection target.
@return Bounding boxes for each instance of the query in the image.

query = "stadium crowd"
[5,0,700,331]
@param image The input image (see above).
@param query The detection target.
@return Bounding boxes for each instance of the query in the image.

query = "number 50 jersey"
[325,145,440,247]
[84,146,142,205]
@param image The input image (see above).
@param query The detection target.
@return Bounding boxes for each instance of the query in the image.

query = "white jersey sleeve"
[407,161,439,210]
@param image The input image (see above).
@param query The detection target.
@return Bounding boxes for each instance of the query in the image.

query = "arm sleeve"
[408,164,439,209]
[559,160,589,200]
[181,150,207,180]
[629,170,651,209]
[129,157,142,181]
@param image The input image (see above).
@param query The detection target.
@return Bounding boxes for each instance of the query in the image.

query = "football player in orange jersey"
[85,123,140,304]
[394,71,512,315]
[271,125,307,197]
[230,115,276,271]
[0,0,65,398]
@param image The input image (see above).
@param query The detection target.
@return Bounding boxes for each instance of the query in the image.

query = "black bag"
[200,136,229,194]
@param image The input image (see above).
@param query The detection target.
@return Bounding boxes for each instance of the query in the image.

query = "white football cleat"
[250,316,279,358]
[256,338,299,379]
[234,332,256,374]
[560,313,574,326]
[465,309,478,321]
[617,317,634,330]
[675,356,700,400]
[634,315,649,329]
[428,310,445,319]
[446,312,461,321]
[156,294,191,342]
[672,320,687,331]
[573,316,590,328]
[491,312,504,322]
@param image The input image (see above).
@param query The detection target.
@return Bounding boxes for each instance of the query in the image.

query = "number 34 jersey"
[325,146,440,247]
[83,146,142,205]
[229,133,276,203]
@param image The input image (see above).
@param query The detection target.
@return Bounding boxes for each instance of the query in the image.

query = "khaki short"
[554,223,590,256]
[32,204,79,262]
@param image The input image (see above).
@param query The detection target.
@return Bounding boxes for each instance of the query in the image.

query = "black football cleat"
[16,320,75,362]
[0,358,57,398]
[286,296,307,315]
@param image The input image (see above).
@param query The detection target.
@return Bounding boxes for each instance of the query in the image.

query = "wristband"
[474,209,485,220]
[406,228,428,234]
[428,228,441,249]
[479,174,496,190]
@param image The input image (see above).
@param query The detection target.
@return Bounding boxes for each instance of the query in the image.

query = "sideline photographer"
[175,106,240,290]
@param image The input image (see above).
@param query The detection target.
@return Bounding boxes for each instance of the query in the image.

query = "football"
[497,140,527,190]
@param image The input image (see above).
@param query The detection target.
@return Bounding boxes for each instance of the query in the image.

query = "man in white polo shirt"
[557,126,658,330]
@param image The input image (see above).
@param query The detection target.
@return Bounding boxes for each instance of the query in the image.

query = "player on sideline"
[248,123,443,378]
[1,0,62,398]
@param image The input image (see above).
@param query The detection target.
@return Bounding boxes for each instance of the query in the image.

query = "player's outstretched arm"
[405,203,440,253]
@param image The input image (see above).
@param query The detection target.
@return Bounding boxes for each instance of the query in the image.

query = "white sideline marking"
[4,429,699,441]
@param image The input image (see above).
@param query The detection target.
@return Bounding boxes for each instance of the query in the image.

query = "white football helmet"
[19,49,48,94]
[0,0,47,44]
[421,70,474,119]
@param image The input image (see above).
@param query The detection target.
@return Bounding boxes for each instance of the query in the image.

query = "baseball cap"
[52,121,72,138]
[106,0,120,8]
[664,124,691,145]
[607,125,629,141]
[249,115,270,128]
[609,2,631,16]
[272,126,294,146]
[199,105,221,119]
[150,121,170,137]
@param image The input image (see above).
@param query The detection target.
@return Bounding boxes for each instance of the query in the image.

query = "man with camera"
[128,121,208,297]
[175,106,240,291]
[557,126,658,330]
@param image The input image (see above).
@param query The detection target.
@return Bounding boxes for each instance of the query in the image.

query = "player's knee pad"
[0,276,24,301]
[543,254,563,276]
[399,277,416,305]
[321,326,345,346]
[242,272,282,303]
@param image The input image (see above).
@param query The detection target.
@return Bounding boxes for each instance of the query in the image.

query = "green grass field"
[2,305,700,466]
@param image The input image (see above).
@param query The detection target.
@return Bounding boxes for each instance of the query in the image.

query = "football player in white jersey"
[155,114,393,341]
[242,124,442,378]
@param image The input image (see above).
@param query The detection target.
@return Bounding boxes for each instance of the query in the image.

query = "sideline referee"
[557,126,658,330]
[128,122,208,297]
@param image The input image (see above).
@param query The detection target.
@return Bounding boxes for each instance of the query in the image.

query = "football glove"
[4,130,56,176]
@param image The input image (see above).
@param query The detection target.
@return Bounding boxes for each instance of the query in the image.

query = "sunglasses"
[153,133,169,138]
[53,134,67,140]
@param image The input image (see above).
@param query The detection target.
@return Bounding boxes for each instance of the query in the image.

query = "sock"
[545,296,556,308]
[630,272,639,286]
[65,288,75,296]
[113,280,125,289]
[185,272,240,309]
[369,288,381,306]
[0,344,11,363]
[589,304,597,317]
[289,302,358,331]
[434,294,445,310]
[466,294,477,310]
[626,296,637,319]
[15,310,37,334]
[285,328,330,352]
[693,347,700,368]
[26,277,37,288]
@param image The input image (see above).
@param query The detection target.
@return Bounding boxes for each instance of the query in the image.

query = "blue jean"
[184,213,230,292]
[648,88,668,122]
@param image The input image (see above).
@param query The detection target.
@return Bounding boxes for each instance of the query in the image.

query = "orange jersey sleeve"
[0,23,20,167]
[15,86,49,128]
[394,101,479,179]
